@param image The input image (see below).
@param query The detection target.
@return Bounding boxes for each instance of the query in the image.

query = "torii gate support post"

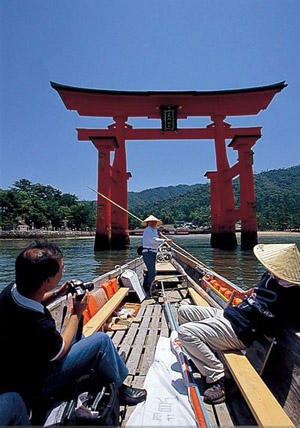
[92,138,117,251]
[210,115,237,250]
[229,136,260,250]
[110,116,130,249]
[205,171,219,241]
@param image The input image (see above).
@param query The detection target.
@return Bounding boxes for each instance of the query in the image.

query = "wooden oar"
[160,233,209,269]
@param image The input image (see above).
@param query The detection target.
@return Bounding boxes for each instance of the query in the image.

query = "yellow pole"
[88,185,209,268]
[87,185,144,223]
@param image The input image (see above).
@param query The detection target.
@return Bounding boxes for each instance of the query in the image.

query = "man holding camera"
[0,241,147,420]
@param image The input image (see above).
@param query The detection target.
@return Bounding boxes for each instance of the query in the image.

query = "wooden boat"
[175,228,190,235]
[49,241,299,427]
[129,229,144,236]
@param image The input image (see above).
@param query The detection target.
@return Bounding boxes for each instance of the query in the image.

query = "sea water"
[1,234,299,292]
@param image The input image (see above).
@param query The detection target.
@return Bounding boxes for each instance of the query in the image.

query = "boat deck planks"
[155,262,177,273]
[140,305,161,375]
[155,274,180,283]
[108,285,246,427]
[214,402,235,427]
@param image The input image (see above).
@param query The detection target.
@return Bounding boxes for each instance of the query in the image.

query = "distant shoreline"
[0,230,95,241]
[0,230,299,241]
[257,231,300,236]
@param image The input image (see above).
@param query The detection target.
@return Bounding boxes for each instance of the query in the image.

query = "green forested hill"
[253,166,300,230]
[1,166,299,231]
[128,184,199,210]
[129,165,300,230]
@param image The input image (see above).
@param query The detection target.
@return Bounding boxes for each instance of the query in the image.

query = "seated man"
[178,243,300,404]
[0,241,147,417]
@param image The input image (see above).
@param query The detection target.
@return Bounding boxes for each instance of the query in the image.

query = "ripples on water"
[1,234,299,292]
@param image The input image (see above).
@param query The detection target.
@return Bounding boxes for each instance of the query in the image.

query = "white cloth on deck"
[125,336,197,427]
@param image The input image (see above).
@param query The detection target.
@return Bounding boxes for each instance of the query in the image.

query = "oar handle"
[160,232,209,269]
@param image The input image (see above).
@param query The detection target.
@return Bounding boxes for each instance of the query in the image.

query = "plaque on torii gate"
[51,81,286,251]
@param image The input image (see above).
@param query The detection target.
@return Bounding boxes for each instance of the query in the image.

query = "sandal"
[119,313,141,323]
[107,317,129,331]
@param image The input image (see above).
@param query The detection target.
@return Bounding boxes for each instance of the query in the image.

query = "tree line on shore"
[1,165,299,232]
[0,179,96,231]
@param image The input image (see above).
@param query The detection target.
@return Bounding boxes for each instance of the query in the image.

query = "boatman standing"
[178,243,300,405]
[141,215,172,292]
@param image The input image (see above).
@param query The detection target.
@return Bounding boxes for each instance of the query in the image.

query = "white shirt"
[142,226,164,252]
[12,283,45,313]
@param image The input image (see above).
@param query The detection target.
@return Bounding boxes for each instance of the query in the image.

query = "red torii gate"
[51,81,286,251]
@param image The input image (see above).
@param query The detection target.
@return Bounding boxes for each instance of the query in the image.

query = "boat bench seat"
[188,287,294,427]
[83,287,129,337]
[188,287,211,307]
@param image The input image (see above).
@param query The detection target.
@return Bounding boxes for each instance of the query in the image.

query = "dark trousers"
[143,251,157,290]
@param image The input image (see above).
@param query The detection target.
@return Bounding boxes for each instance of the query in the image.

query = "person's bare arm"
[42,282,70,306]
[57,292,89,359]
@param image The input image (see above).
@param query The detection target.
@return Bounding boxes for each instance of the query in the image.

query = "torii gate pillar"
[207,115,238,250]
[91,138,117,251]
[229,135,260,250]
[110,116,131,249]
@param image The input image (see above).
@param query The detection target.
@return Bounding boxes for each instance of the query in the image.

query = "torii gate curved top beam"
[50,81,286,118]
[51,80,287,251]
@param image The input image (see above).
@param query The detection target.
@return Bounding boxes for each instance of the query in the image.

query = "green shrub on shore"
[0,179,96,231]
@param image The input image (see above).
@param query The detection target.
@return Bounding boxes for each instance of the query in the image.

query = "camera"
[68,279,94,301]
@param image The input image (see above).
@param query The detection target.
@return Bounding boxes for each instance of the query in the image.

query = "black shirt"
[224,272,300,346]
[0,283,63,401]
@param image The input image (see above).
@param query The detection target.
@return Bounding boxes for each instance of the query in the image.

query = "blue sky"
[1,0,299,200]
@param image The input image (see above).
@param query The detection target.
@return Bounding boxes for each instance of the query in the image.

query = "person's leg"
[0,392,31,426]
[42,332,128,397]
[142,251,156,290]
[178,305,222,325]
[178,313,245,404]
[142,253,149,288]
[42,333,147,406]
[178,311,245,384]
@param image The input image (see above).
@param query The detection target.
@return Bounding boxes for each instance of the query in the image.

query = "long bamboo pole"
[87,185,144,223]
[88,185,212,271]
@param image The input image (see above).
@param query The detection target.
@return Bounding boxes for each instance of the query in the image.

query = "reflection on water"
[1,234,299,292]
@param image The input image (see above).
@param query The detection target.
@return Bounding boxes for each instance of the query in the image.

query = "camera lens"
[75,289,86,301]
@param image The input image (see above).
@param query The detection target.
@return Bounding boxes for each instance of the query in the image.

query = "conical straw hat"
[141,215,163,227]
[253,244,300,285]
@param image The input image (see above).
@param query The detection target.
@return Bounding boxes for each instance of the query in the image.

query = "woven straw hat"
[253,244,300,285]
[141,215,163,227]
